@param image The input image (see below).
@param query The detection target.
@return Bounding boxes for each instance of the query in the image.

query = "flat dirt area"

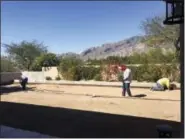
[0,84,182,137]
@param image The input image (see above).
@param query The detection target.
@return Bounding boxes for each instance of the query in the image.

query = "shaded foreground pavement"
[0,101,183,138]
[0,125,54,138]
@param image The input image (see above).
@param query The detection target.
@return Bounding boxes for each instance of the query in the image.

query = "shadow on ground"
[0,86,35,95]
[133,94,147,98]
[0,101,183,138]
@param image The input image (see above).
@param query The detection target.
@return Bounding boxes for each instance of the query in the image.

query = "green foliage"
[140,16,179,51]
[117,72,123,82]
[138,65,162,82]
[68,66,82,81]
[36,53,60,67]
[57,51,179,82]
[127,64,179,82]
[94,74,102,81]
[58,57,101,81]
[45,76,52,80]
[58,57,82,72]
[104,56,122,65]
[55,76,61,80]
[31,53,59,71]
[80,66,101,80]
[30,59,42,71]
[1,56,19,72]
[58,57,83,80]
[3,40,47,71]
[87,48,178,65]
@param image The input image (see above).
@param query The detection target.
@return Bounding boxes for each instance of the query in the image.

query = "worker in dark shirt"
[20,74,28,90]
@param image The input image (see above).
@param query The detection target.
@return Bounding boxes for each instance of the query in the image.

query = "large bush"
[55,76,61,80]
[127,64,179,82]
[1,56,19,72]
[80,66,101,80]
[57,56,179,82]
[94,74,102,81]
[58,57,83,80]
[58,56,102,81]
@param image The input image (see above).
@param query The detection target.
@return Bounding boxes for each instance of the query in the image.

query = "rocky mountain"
[61,36,174,60]
[58,52,81,59]
[80,36,148,60]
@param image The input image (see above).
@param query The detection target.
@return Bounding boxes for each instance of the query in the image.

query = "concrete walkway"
[0,125,54,138]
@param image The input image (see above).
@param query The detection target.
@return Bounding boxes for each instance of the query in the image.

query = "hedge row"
[59,64,180,82]
[127,64,180,82]
[59,66,102,81]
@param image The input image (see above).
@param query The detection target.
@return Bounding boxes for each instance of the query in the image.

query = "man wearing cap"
[119,65,132,97]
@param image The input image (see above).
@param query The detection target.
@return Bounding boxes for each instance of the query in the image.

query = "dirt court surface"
[1,84,180,122]
[1,84,182,137]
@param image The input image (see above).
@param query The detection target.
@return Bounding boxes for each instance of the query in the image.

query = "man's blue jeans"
[122,82,132,96]
[151,83,165,91]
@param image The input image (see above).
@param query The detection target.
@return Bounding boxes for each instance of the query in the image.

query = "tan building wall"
[42,66,61,79]
[22,66,61,82]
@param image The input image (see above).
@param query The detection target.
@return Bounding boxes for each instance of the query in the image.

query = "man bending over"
[20,74,28,90]
[151,77,174,91]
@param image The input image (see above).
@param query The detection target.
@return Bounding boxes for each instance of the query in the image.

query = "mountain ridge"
[60,35,174,60]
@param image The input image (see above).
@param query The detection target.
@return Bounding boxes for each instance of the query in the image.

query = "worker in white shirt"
[119,65,132,97]
[20,74,28,90]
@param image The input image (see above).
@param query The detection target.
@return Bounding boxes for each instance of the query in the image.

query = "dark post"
[180,23,184,138]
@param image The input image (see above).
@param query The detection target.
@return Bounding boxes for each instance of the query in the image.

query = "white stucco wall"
[22,67,60,82]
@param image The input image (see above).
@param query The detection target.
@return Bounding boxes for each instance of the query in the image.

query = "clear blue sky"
[1,1,165,54]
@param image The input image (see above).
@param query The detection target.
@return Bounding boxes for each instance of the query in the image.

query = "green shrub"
[1,56,19,72]
[30,61,42,71]
[94,74,102,81]
[59,64,101,81]
[55,76,61,80]
[58,57,83,81]
[80,66,100,80]
[126,65,145,82]
[71,66,82,81]
[58,56,180,82]
[45,76,52,80]
[127,66,138,80]
[117,72,123,81]
[127,64,180,82]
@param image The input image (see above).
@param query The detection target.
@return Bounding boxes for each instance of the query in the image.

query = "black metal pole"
[166,2,168,20]
[180,23,184,138]
[172,2,175,23]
